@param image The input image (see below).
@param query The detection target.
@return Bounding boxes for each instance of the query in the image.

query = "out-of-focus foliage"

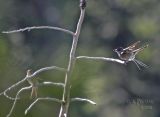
[0,0,160,117]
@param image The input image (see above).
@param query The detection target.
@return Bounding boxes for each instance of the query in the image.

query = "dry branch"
[7,86,32,117]
[38,81,64,87]
[25,97,62,115]
[0,66,66,98]
[76,56,125,64]
[58,5,86,117]
[71,97,96,105]
[2,26,74,36]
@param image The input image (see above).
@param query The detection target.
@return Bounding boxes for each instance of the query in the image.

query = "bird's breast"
[120,52,134,61]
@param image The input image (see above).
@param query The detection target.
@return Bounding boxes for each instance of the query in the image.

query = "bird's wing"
[124,41,140,50]
[133,44,149,53]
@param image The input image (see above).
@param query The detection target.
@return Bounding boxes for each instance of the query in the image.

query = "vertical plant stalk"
[58,8,85,117]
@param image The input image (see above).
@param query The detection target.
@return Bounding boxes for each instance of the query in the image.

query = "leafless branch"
[28,66,67,80]
[0,78,27,97]
[0,66,66,98]
[38,81,64,87]
[76,56,125,64]
[59,5,86,117]
[7,86,32,117]
[71,97,96,105]
[2,26,75,36]
[25,97,63,115]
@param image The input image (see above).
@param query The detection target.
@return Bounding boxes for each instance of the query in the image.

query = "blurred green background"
[0,0,160,117]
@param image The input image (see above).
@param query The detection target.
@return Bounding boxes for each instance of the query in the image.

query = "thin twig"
[4,92,18,100]
[7,86,32,117]
[0,66,66,97]
[76,56,125,64]
[28,66,67,80]
[2,26,75,36]
[71,97,96,105]
[38,81,64,87]
[25,97,62,115]
[0,78,27,97]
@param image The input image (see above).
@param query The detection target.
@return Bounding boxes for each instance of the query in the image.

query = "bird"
[26,69,38,99]
[114,41,149,70]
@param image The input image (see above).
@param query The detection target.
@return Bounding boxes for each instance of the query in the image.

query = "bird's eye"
[117,47,123,52]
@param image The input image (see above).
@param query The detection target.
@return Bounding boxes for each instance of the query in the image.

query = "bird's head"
[113,47,124,53]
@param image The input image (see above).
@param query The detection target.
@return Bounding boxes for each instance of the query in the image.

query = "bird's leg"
[134,59,149,68]
[124,61,128,65]
[133,60,141,70]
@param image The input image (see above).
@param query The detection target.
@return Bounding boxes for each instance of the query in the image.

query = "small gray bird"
[114,41,149,70]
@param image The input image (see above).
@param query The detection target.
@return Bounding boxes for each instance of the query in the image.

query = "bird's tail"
[133,59,149,70]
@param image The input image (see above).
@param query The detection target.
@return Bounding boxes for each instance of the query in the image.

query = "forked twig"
[0,66,66,98]
[7,86,32,117]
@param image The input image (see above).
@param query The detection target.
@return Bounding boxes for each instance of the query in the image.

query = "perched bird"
[114,41,149,70]
[26,69,38,99]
